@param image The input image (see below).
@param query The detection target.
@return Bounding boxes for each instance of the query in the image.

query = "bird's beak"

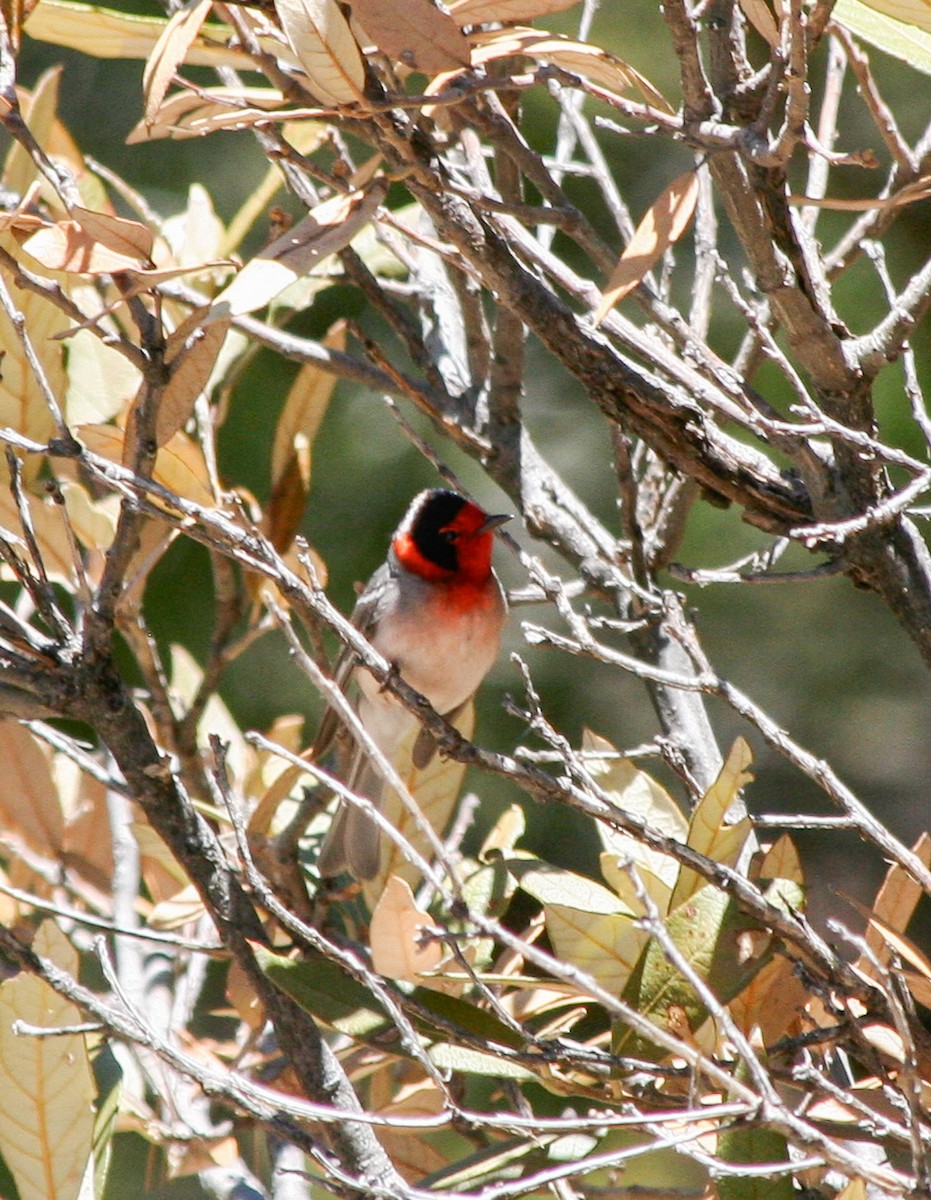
[479,512,512,534]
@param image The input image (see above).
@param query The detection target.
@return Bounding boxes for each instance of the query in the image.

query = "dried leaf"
[65,326,142,425]
[72,205,154,260]
[370,875,443,982]
[858,832,931,975]
[3,68,63,201]
[449,0,581,25]
[77,422,216,508]
[24,0,261,70]
[150,309,230,445]
[274,0,365,104]
[127,86,288,142]
[0,231,66,477]
[143,0,212,125]
[0,721,64,854]
[21,219,149,274]
[0,487,74,585]
[211,181,386,318]
[0,922,95,1200]
[738,0,781,44]
[351,0,470,70]
[470,28,671,111]
[594,170,699,325]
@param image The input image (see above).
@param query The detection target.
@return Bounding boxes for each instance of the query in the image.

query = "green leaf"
[833,0,931,72]
[428,1043,535,1080]
[614,885,772,1061]
[91,1044,122,1200]
[718,1057,793,1200]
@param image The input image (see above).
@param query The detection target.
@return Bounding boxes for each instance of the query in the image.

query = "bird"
[316,488,510,880]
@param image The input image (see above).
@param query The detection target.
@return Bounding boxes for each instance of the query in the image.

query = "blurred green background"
[10,0,931,932]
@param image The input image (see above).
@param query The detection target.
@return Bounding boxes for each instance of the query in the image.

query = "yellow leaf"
[24,0,261,70]
[271,319,344,485]
[0,486,75,586]
[756,832,804,885]
[738,0,781,44]
[64,325,142,425]
[3,69,63,200]
[274,0,365,105]
[0,921,95,1200]
[669,736,753,911]
[584,730,686,892]
[211,181,386,318]
[0,231,66,479]
[858,831,931,977]
[77,422,216,508]
[594,170,699,324]
[832,0,931,71]
[369,874,443,983]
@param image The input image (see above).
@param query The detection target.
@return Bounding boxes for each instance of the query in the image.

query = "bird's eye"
[441,529,459,543]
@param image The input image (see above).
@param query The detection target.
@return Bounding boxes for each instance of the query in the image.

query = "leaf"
[585,731,686,893]
[449,0,582,25]
[717,1056,793,1200]
[77,422,216,508]
[512,861,647,994]
[470,28,671,111]
[737,0,780,44]
[615,885,771,1062]
[0,721,64,854]
[270,319,342,481]
[127,86,289,143]
[364,701,474,908]
[669,736,753,911]
[369,875,443,983]
[0,485,75,586]
[0,921,95,1200]
[210,181,386,318]
[274,0,365,105]
[3,68,63,201]
[428,1043,535,1081]
[151,310,230,446]
[832,0,931,71]
[21,220,150,275]
[858,832,931,976]
[142,0,213,125]
[851,0,931,33]
[24,0,261,70]
[0,231,66,478]
[594,170,699,324]
[65,326,142,425]
[72,206,154,262]
[351,0,471,71]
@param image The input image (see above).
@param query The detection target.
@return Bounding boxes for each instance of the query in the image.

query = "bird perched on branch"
[317,488,510,880]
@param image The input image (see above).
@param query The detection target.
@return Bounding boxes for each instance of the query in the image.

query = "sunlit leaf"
[470,27,670,111]
[370,874,443,982]
[210,181,386,318]
[832,0,931,71]
[274,0,365,105]
[718,1054,793,1200]
[77,422,216,508]
[0,921,95,1200]
[858,832,931,975]
[669,736,753,911]
[738,0,780,44]
[351,0,471,70]
[594,170,699,325]
[449,0,581,24]
[127,86,288,143]
[142,0,212,125]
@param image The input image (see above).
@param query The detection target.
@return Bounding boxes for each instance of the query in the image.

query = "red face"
[392,491,506,585]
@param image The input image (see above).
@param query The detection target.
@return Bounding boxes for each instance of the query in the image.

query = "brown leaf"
[72,206,154,261]
[470,28,671,111]
[369,875,443,983]
[126,86,287,142]
[859,831,931,975]
[738,0,781,44]
[271,319,344,485]
[78,422,216,508]
[21,220,148,274]
[449,0,581,25]
[154,310,230,446]
[594,170,699,325]
[143,0,213,125]
[0,721,64,855]
[351,0,471,70]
